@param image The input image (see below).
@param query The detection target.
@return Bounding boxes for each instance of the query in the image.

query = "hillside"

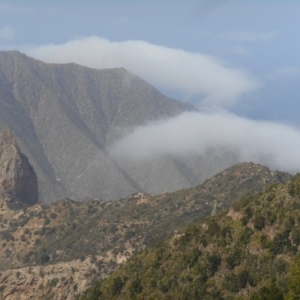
[0,162,291,299]
[79,175,300,299]
[0,50,203,203]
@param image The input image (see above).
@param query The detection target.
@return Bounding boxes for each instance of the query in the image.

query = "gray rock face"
[0,129,38,205]
[0,51,237,203]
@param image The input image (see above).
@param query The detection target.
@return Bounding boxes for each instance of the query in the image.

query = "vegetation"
[0,162,294,298]
[285,255,300,299]
[78,174,300,299]
[0,163,287,272]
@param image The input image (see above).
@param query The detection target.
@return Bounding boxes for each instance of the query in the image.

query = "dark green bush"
[1,231,15,241]
[253,214,266,231]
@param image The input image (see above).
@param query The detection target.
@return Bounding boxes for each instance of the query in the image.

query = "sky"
[1,0,300,172]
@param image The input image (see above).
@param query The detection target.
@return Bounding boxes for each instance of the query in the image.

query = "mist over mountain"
[110,110,300,175]
[2,50,298,203]
[1,51,299,203]
[0,51,211,202]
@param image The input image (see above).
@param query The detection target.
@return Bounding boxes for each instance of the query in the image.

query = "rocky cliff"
[0,258,112,300]
[0,129,38,206]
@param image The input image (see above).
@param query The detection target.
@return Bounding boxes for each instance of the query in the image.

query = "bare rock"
[0,129,38,206]
[0,257,115,300]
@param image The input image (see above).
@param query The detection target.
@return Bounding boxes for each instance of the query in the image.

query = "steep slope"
[0,129,38,206]
[0,51,196,202]
[80,175,300,299]
[0,163,291,299]
[0,50,237,203]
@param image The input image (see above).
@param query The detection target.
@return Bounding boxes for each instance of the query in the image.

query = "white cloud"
[0,26,14,40]
[110,111,300,174]
[221,30,279,42]
[26,36,260,106]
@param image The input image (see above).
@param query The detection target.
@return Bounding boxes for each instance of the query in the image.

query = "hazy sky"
[1,0,299,122]
[1,1,300,172]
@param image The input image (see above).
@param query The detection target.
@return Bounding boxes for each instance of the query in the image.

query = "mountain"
[0,50,238,203]
[0,162,291,299]
[79,174,300,299]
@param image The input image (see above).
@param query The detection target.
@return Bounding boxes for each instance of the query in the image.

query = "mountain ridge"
[0,50,199,202]
[79,173,300,300]
[0,161,292,299]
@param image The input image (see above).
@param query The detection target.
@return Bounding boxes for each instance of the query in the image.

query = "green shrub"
[207,220,221,236]
[240,227,253,244]
[43,217,50,226]
[49,212,57,219]
[250,279,283,300]
[269,233,291,255]
[232,196,254,211]
[34,248,50,265]
[128,278,142,295]
[286,255,300,299]
[226,248,242,269]
[1,231,15,241]
[291,227,300,246]
[253,214,266,231]
[288,175,300,197]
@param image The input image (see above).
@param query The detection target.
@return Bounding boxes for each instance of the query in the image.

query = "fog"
[109,111,300,174]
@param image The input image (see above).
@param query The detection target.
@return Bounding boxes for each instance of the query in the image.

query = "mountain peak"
[0,50,197,202]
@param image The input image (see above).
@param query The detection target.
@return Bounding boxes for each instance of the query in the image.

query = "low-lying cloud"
[109,111,300,174]
[26,36,260,106]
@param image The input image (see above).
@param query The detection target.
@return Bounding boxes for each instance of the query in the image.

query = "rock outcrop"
[0,129,38,206]
[0,258,110,300]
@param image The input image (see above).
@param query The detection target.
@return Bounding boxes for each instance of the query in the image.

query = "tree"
[286,256,300,299]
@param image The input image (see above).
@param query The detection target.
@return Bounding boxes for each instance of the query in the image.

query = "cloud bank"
[26,36,260,106]
[110,111,300,174]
